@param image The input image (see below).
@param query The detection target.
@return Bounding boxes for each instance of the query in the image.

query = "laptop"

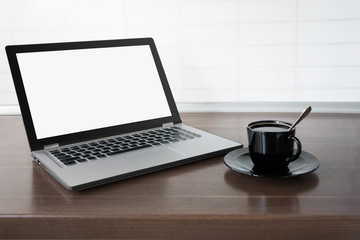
[6,38,242,191]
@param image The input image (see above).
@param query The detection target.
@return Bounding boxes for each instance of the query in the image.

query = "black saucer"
[224,147,320,178]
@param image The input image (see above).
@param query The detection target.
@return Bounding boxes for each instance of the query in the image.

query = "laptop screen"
[7,38,181,151]
[15,44,172,140]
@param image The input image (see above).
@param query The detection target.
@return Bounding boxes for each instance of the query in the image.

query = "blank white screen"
[17,45,172,139]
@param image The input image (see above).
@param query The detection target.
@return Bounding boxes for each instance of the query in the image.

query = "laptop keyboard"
[49,126,201,166]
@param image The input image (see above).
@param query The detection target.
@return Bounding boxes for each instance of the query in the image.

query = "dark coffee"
[247,120,302,173]
[252,125,289,133]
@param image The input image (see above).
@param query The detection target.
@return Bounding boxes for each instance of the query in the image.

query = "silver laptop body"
[6,38,242,191]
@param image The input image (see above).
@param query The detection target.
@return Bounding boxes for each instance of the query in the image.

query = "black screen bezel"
[6,38,181,151]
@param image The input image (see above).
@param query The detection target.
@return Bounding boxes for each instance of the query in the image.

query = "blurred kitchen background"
[1,0,359,113]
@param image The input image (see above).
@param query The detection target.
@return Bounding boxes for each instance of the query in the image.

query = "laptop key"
[107,144,152,156]
[61,156,82,162]
[63,161,76,165]
[57,155,73,161]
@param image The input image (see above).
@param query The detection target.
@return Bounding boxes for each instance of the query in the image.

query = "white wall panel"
[239,68,295,88]
[0,53,10,72]
[0,73,13,90]
[0,31,12,52]
[238,0,297,22]
[11,9,65,30]
[184,68,237,89]
[298,20,360,44]
[182,24,237,47]
[184,89,238,102]
[296,89,360,101]
[297,67,360,88]
[13,30,68,44]
[65,8,124,29]
[0,8,11,29]
[238,46,296,67]
[0,93,17,105]
[297,45,360,66]
[0,0,359,109]
[238,22,296,45]
[165,69,183,89]
[181,1,237,25]
[126,4,180,27]
[183,46,237,68]
[239,88,295,102]
[298,0,360,20]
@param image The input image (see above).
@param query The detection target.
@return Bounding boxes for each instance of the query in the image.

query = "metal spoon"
[288,106,312,131]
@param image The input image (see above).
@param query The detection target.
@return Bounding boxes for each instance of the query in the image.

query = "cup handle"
[286,136,302,163]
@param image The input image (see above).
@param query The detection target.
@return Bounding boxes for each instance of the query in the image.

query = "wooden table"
[0,112,359,239]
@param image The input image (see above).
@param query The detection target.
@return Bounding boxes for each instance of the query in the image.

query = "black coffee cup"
[247,120,302,174]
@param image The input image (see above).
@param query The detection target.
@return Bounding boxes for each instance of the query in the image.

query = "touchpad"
[125,147,185,168]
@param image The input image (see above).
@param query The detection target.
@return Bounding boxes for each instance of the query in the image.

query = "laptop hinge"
[162,122,174,128]
[44,143,60,150]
